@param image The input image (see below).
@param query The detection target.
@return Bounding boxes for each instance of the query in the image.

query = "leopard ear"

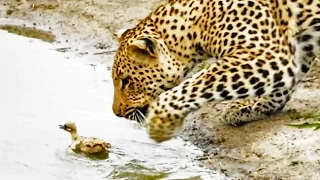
[127,38,157,63]
[112,28,130,41]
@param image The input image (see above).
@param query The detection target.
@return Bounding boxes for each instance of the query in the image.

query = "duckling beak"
[59,124,65,130]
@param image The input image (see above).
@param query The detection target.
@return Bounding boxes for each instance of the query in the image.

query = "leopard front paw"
[146,101,184,143]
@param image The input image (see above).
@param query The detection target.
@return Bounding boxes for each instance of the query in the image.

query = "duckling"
[59,122,111,154]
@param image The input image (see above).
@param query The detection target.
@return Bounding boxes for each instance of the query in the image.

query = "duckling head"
[59,121,77,133]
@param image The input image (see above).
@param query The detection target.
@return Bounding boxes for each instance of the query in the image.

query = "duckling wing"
[80,137,107,153]
[90,138,111,149]
[82,137,106,146]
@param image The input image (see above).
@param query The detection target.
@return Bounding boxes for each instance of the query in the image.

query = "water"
[0,30,226,180]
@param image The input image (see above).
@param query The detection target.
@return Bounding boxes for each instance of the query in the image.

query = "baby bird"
[59,122,111,154]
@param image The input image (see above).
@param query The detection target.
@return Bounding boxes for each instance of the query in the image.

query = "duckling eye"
[121,77,130,89]
[64,125,67,128]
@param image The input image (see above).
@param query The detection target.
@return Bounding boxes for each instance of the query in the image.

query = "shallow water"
[0,30,226,179]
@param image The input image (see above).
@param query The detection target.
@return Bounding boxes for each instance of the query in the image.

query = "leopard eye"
[121,77,130,89]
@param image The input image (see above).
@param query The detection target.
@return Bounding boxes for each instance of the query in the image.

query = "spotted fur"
[112,0,320,143]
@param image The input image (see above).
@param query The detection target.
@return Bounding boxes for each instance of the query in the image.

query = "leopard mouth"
[124,107,135,119]
[124,105,149,124]
[136,105,149,117]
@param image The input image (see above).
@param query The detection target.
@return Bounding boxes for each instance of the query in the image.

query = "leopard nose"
[112,105,123,117]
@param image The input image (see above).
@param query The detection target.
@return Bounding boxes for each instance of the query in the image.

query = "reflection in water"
[0,24,56,42]
[109,162,170,180]
[0,29,226,179]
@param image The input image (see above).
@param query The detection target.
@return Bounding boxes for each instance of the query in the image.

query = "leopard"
[112,0,320,143]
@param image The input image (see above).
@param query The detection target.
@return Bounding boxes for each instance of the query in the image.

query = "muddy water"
[0,30,226,179]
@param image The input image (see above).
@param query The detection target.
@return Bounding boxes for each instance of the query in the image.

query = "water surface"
[0,30,225,180]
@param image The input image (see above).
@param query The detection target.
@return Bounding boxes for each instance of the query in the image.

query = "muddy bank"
[2,0,320,179]
[0,0,164,65]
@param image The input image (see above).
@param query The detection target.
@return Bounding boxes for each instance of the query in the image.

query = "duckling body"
[79,137,111,154]
[59,122,111,154]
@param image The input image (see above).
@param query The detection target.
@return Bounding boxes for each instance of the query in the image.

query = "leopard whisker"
[128,114,133,121]
[132,111,138,122]
[136,109,147,128]
[136,109,146,119]
[133,111,145,128]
